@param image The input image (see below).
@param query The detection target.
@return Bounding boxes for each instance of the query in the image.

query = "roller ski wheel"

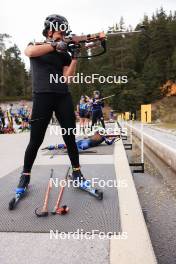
[94,189,103,200]
[8,188,27,210]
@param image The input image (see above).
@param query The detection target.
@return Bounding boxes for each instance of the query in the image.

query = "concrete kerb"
[127,124,176,173]
[110,139,157,264]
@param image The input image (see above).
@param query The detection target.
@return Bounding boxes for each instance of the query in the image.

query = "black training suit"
[23,47,79,172]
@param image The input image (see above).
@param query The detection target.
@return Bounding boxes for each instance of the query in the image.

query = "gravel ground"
[126,137,176,264]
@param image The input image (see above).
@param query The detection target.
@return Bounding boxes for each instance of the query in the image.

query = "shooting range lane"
[0,164,121,233]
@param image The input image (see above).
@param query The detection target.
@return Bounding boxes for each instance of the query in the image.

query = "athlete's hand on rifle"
[69,45,81,59]
[54,40,68,52]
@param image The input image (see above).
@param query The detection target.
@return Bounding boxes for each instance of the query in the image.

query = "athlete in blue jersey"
[42,131,117,151]
[77,95,90,133]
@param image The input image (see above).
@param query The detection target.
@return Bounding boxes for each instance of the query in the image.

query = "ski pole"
[35,168,53,217]
[51,166,70,215]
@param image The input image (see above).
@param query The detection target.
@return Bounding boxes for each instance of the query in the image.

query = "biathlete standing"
[77,95,87,134]
[13,14,87,198]
[84,95,92,129]
[91,90,105,130]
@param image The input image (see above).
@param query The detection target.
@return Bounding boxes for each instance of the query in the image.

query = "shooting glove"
[67,42,81,59]
[50,40,67,52]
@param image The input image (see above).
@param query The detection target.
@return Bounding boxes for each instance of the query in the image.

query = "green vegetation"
[152,96,176,122]
[0,34,31,99]
[70,8,176,111]
[0,8,176,112]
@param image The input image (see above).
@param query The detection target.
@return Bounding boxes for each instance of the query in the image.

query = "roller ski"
[69,168,103,200]
[35,168,69,217]
[9,173,30,210]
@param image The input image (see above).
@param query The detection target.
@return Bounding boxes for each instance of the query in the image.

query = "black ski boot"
[9,173,30,210]
[72,168,85,182]
[71,168,103,200]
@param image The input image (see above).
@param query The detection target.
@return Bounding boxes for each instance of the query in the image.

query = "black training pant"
[91,110,105,129]
[23,93,79,173]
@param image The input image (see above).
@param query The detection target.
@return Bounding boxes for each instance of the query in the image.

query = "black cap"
[43,14,70,37]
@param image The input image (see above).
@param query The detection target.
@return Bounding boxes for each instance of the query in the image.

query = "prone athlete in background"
[42,131,119,151]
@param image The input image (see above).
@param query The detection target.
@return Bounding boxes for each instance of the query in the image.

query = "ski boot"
[71,168,103,200]
[9,173,30,210]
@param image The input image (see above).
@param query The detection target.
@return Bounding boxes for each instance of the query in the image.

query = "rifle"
[34,25,147,59]
[98,94,115,101]
[94,94,115,103]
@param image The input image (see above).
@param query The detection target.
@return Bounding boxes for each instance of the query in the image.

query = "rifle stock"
[33,28,145,58]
